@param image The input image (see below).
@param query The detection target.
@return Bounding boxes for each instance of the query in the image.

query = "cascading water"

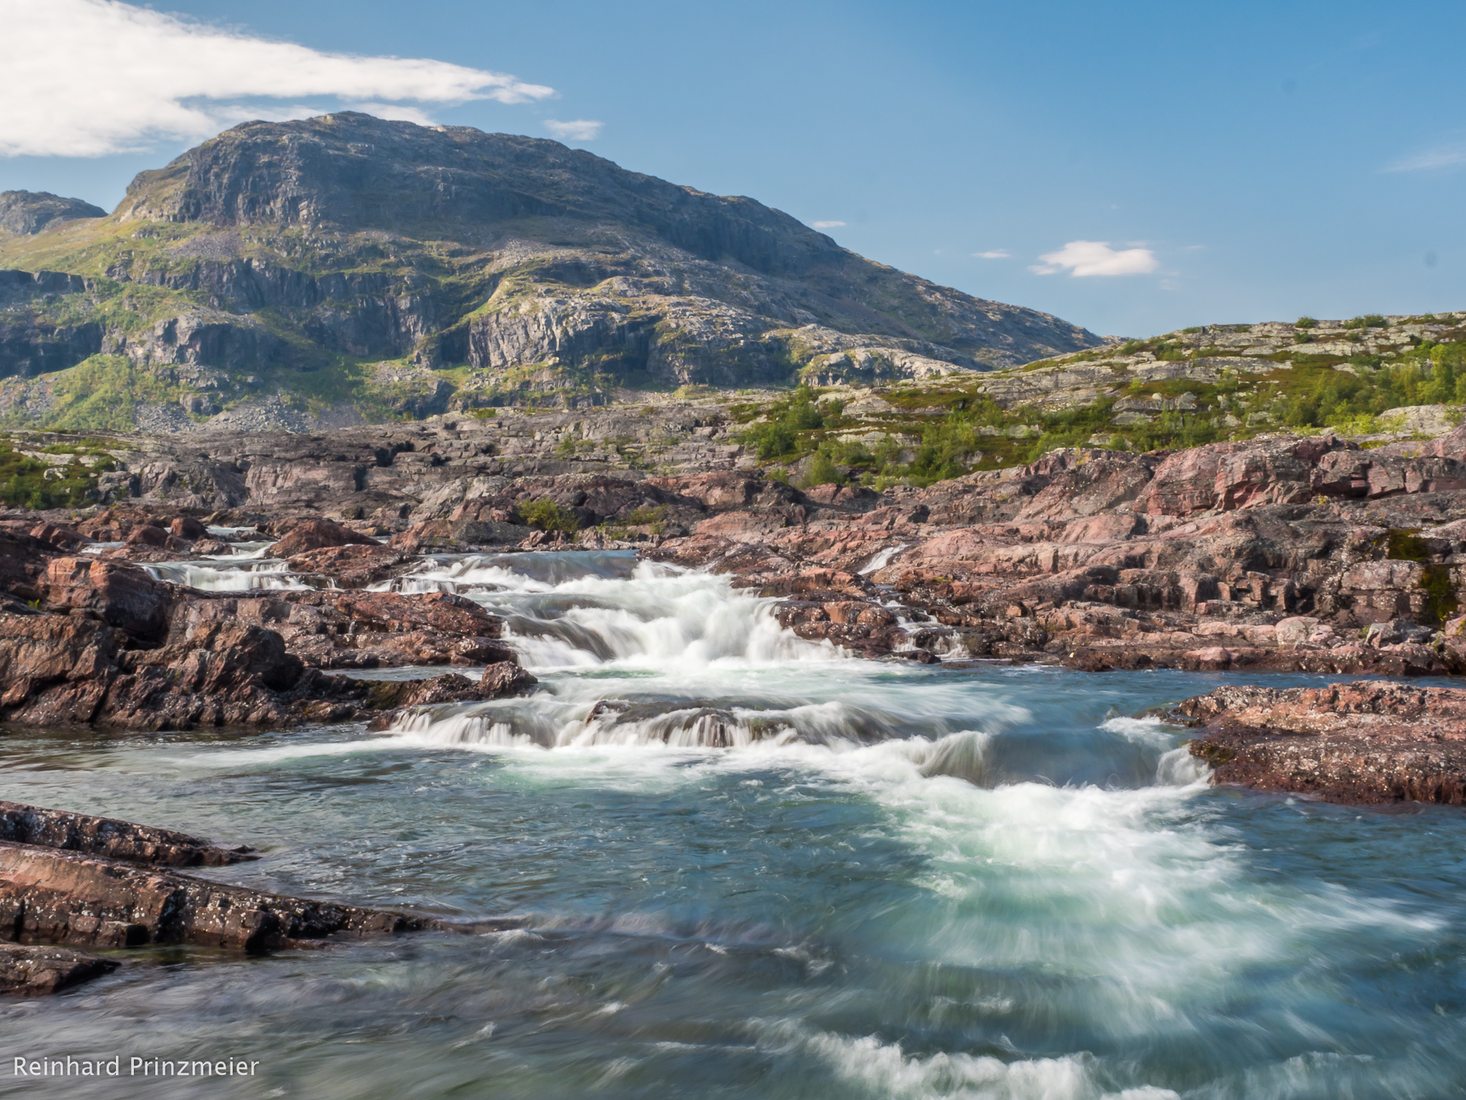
[6,547,1466,1099]
[145,557,307,591]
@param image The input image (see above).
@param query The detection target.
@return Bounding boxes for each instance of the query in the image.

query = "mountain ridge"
[0,113,1100,430]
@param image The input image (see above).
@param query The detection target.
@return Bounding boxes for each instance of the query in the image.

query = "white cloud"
[0,0,555,156]
[1030,240,1159,278]
[1384,139,1466,173]
[544,119,603,142]
[973,249,1010,259]
[812,219,846,230]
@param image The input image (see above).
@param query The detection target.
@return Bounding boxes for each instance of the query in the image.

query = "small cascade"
[858,542,907,575]
[389,696,899,751]
[145,558,307,591]
[377,551,840,672]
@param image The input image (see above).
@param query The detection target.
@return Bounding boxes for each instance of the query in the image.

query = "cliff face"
[0,113,1100,429]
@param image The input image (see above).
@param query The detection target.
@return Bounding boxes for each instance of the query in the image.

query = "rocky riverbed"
[2,417,1466,1007]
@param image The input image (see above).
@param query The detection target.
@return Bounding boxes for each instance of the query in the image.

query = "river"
[2,550,1464,1098]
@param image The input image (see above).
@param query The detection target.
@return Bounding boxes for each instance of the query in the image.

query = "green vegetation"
[734,337,1466,489]
[514,497,581,534]
[0,441,111,508]
[740,385,843,459]
[1343,314,1389,330]
[1421,565,1462,626]
[1385,529,1461,625]
[1295,316,1317,329]
[38,356,191,431]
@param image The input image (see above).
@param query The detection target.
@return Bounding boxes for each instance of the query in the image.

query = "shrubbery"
[741,385,842,459]
[737,339,1466,490]
[0,444,107,509]
[515,497,581,534]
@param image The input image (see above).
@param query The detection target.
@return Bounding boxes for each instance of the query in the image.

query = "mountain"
[0,191,106,237]
[0,113,1100,430]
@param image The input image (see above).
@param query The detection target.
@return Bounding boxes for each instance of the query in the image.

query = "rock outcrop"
[0,801,443,993]
[7,415,1465,681]
[268,517,378,557]
[657,426,1466,673]
[0,191,105,236]
[0,841,430,952]
[0,800,255,867]
[0,519,530,729]
[1174,682,1466,805]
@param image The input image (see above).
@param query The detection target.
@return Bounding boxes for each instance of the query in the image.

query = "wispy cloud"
[545,119,604,142]
[1384,138,1466,174]
[973,249,1010,260]
[1031,240,1159,278]
[812,219,846,230]
[0,0,554,157]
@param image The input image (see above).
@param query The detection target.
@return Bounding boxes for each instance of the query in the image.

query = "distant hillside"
[726,312,1466,486]
[0,113,1099,431]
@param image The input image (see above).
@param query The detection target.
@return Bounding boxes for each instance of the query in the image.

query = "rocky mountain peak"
[117,112,838,277]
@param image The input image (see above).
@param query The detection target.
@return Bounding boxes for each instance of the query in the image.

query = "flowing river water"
[3,549,1466,1099]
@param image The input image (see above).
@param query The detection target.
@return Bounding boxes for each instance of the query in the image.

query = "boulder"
[268,518,377,558]
[43,556,171,644]
[169,516,208,540]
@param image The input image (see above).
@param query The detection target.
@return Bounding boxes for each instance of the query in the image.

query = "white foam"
[858,542,907,575]
[1101,715,1179,747]
[145,559,306,591]
[382,555,840,672]
[772,1023,1178,1100]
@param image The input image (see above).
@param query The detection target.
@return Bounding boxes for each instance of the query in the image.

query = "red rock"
[1177,682,1466,804]
[124,523,169,548]
[268,518,377,558]
[43,556,171,644]
[169,516,207,540]
[285,543,407,588]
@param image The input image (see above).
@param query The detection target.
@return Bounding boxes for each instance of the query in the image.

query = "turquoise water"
[2,552,1464,1099]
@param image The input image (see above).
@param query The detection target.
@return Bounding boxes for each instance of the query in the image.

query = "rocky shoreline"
[9,416,1465,674]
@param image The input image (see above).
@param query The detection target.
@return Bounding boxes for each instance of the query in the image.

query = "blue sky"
[1,0,1462,337]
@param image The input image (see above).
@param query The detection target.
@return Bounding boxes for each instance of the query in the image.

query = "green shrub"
[740,385,842,459]
[1295,316,1318,329]
[1342,314,1388,330]
[802,448,844,487]
[515,498,580,534]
